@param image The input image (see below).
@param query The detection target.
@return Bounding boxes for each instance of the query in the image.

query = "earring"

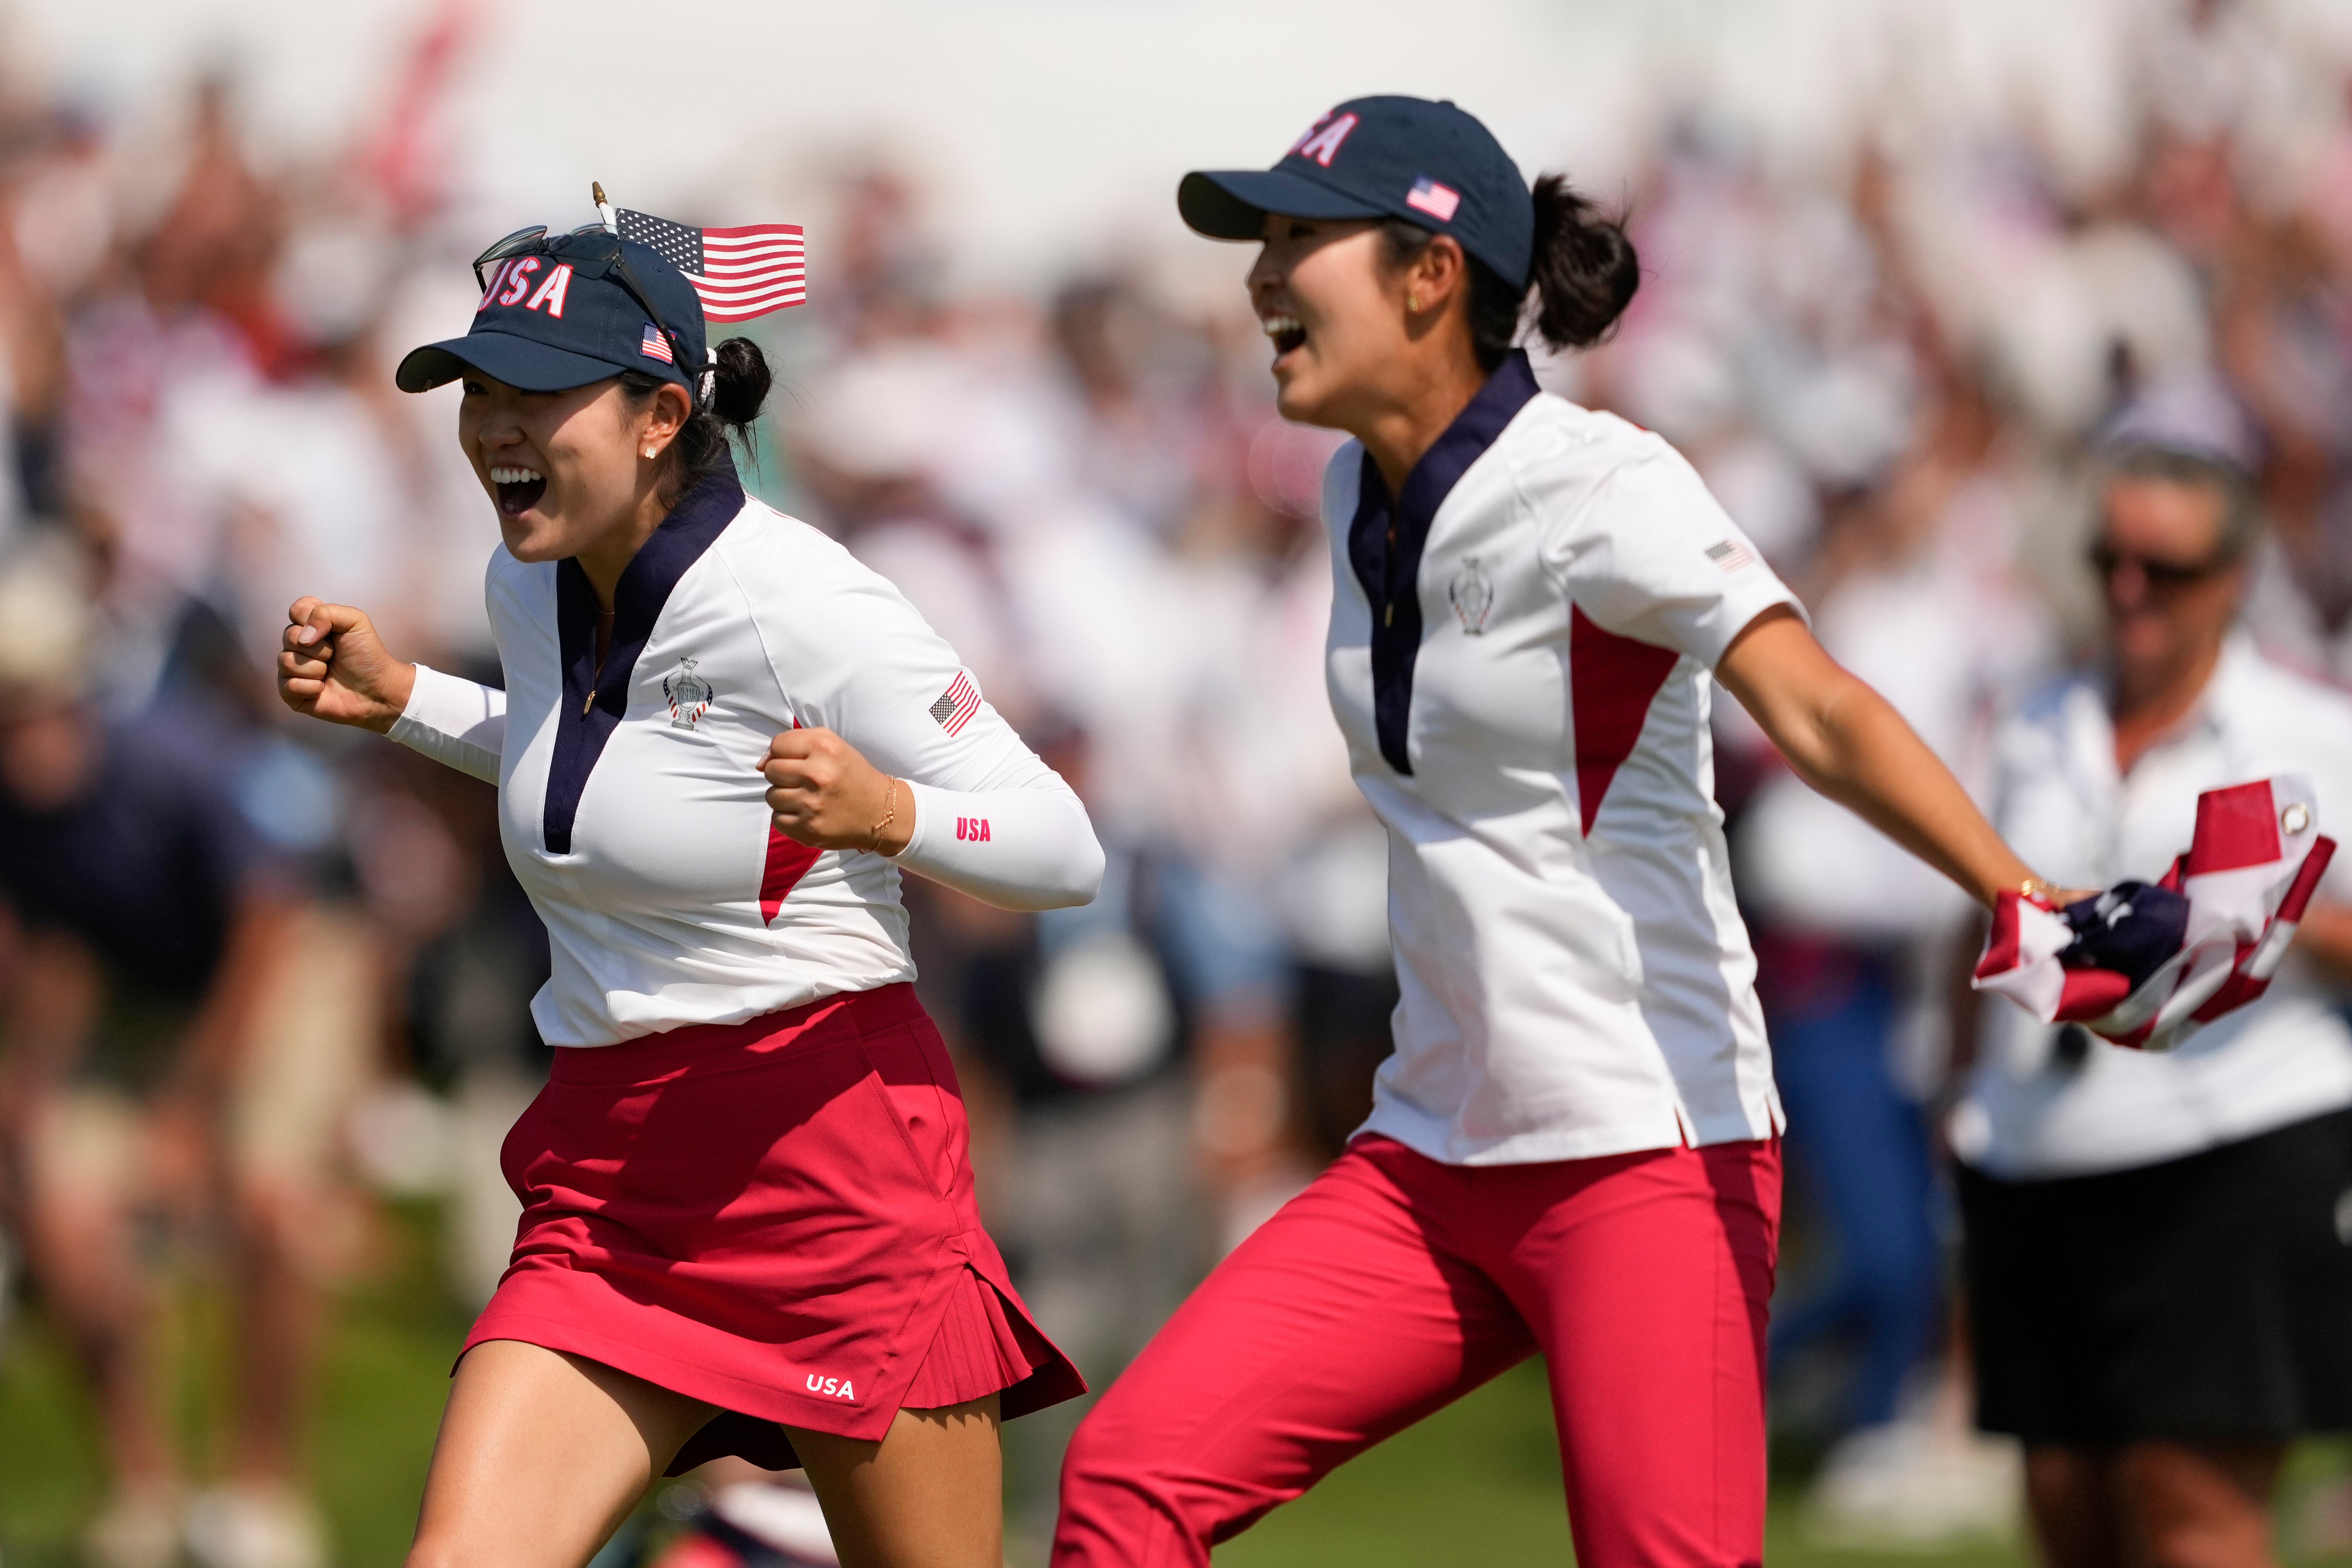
[1408,292,1421,313]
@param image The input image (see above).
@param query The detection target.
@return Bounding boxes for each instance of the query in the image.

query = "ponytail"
[1523,175,1638,353]
[704,335,773,430]
[618,335,774,498]
[1381,173,1639,371]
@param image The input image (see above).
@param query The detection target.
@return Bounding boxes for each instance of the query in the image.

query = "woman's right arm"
[1716,608,2081,909]
[277,597,505,785]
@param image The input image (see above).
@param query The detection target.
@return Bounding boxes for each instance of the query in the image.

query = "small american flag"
[1405,176,1461,222]
[639,323,673,363]
[1975,775,2335,1051]
[1705,539,1755,573]
[618,208,806,323]
[929,672,981,736]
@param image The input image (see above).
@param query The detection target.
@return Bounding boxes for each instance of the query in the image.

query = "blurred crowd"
[4,0,2352,1563]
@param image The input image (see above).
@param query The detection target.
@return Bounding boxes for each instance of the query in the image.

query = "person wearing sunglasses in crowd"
[1051,96,2094,1568]
[1950,412,2352,1568]
[276,220,1099,1568]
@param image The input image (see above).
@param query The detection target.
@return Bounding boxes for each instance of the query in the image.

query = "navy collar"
[1387,349,1541,526]
[1347,350,1542,773]
[543,459,745,854]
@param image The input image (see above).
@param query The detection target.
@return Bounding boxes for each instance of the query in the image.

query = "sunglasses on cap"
[2086,540,2235,589]
[472,224,700,395]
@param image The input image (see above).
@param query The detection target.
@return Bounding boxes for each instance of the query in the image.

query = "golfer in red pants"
[1052,95,2084,1568]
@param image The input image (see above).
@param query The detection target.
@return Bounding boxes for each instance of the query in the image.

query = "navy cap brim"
[1177,169,1389,240]
[395,329,660,395]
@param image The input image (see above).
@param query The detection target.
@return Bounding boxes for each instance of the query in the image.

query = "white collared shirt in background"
[1953,636,2352,1179]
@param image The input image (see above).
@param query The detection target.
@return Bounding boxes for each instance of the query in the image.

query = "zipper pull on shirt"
[585,604,616,717]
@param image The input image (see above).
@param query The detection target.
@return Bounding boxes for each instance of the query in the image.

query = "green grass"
[1212,1359,1580,1565]
[0,1201,468,1568]
[6,1210,2352,1568]
[0,1305,105,1557]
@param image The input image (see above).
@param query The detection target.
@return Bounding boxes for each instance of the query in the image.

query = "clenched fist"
[761,727,912,855]
[278,598,416,732]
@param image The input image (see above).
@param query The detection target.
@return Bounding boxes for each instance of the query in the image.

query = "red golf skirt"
[463,982,1083,1473]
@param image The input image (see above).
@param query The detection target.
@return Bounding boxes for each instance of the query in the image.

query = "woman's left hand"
[760,728,913,855]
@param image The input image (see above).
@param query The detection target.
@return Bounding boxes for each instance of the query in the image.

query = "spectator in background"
[0,544,361,1568]
[1953,429,2352,1568]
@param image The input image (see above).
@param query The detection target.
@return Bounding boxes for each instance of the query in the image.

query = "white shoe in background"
[1804,1415,2023,1549]
[182,1483,325,1568]
[81,1485,181,1568]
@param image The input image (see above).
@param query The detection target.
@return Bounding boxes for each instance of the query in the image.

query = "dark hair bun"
[1527,174,1638,350]
[709,336,772,429]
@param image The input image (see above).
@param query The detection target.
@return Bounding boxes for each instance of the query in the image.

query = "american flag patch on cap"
[929,671,980,736]
[1705,539,1755,572]
[1405,175,1461,222]
[639,323,673,363]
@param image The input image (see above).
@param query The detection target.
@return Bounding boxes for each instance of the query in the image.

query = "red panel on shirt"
[1569,606,1680,836]
[759,714,819,923]
[761,824,822,923]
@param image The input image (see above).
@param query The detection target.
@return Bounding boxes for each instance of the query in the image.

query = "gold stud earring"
[1408,292,1421,313]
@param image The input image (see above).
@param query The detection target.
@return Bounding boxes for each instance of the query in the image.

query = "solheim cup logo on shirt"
[663,658,713,731]
[1449,556,1495,635]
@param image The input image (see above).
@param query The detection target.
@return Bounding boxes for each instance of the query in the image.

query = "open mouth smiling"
[488,463,547,517]
[1262,313,1307,359]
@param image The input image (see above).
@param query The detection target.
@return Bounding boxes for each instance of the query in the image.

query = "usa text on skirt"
[463,982,1084,1473]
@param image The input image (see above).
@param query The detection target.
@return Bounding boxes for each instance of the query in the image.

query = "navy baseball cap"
[1179,96,1534,289]
[396,231,706,397]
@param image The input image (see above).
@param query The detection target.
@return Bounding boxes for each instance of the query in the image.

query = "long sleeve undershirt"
[391,661,1102,912]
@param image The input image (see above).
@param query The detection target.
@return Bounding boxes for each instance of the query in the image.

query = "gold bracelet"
[2019,876,2055,902]
[869,777,901,855]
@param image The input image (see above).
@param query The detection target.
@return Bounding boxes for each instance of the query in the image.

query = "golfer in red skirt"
[277,220,1096,1568]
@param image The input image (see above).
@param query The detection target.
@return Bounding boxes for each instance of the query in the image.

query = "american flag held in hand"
[1973,775,2338,1051]
[616,208,806,323]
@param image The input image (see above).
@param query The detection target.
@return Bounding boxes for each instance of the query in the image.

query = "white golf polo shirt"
[1951,636,2352,1179]
[1329,351,1800,1165]
[388,466,1103,1048]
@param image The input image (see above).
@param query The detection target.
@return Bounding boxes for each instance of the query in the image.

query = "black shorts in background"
[1959,1107,2352,1445]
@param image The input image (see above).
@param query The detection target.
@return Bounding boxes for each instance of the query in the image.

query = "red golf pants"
[1053,1132,1780,1567]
